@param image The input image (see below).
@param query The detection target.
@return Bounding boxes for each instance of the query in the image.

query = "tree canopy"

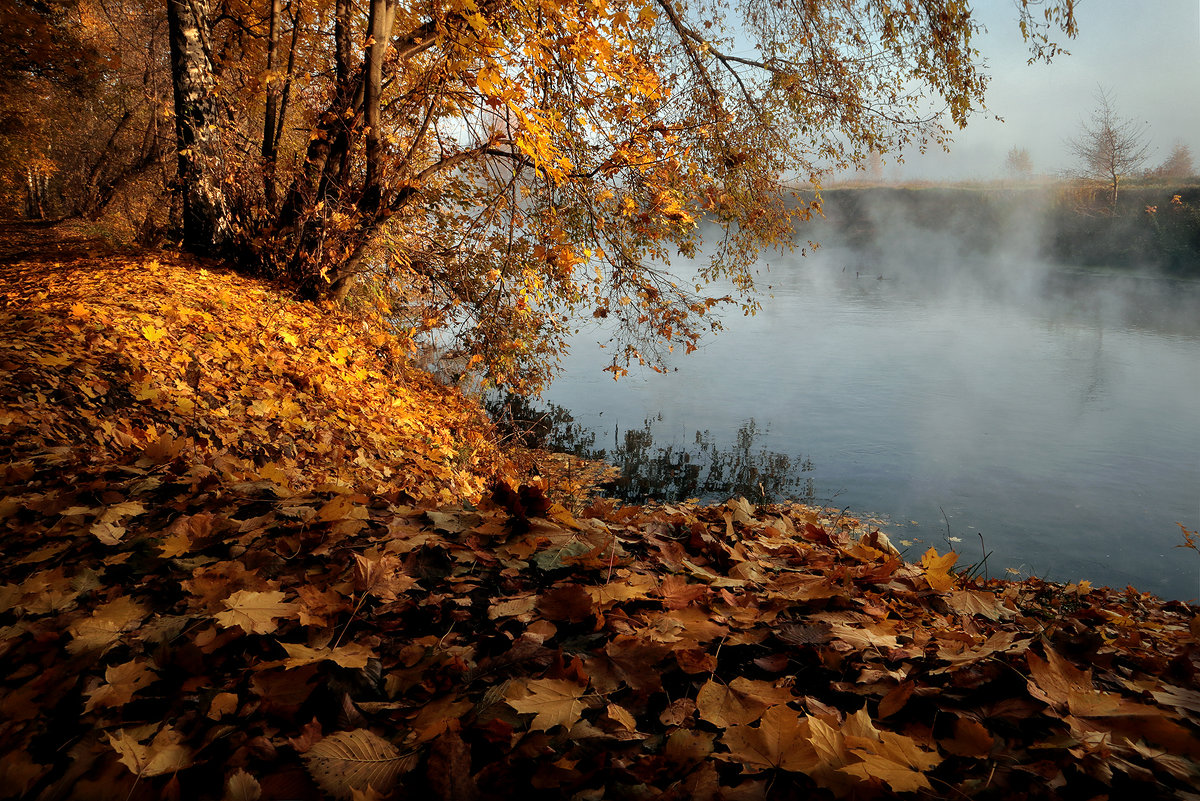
[3,0,1078,391]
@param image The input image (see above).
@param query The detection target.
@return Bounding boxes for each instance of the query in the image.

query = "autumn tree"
[0,0,172,226]
[1066,86,1151,210]
[1004,146,1033,181]
[147,0,1077,391]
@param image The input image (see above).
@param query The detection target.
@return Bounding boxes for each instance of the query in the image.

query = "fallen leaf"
[506,678,589,731]
[213,590,298,635]
[303,729,415,801]
[719,705,820,773]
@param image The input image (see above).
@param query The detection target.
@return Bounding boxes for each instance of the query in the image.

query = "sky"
[887,0,1200,181]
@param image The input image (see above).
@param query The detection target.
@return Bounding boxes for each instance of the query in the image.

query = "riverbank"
[2,237,1199,799]
[807,184,1200,276]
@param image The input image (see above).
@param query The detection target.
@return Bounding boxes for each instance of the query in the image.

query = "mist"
[528,186,1200,601]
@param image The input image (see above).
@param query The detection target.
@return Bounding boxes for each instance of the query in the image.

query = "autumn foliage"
[3,242,1200,799]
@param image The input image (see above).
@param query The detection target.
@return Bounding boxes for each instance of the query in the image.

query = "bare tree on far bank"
[1067,86,1151,210]
[1004,146,1033,181]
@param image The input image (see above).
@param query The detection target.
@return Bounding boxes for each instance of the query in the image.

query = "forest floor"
[2,227,1200,800]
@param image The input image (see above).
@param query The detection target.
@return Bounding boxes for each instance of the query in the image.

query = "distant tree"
[1067,87,1152,210]
[1005,146,1033,180]
[1150,141,1194,181]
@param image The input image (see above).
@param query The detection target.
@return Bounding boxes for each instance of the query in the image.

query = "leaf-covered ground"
[2,237,1199,800]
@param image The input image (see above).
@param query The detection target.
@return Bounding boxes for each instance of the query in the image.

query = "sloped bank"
[1,243,1198,800]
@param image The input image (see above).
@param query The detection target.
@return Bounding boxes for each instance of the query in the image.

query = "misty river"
[514,246,1200,602]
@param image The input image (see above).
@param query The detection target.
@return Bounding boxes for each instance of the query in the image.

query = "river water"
[523,246,1200,601]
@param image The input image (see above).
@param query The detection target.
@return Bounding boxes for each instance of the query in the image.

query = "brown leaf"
[945,589,1014,620]
[427,727,479,801]
[697,678,793,728]
[279,642,374,669]
[83,659,157,712]
[353,553,419,602]
[776,621,833,647]
[505,678,589,731]
[719,705,820,773]
[1027,646,1094,710]
[878,680,915,719]
[658,573,707,609]
[938,716,995,758]
[304,729,415,801]
[107,726,193,778]
[213,590,298,635]
[223,768,262,801]
[536,583,594,622]
[67,596,149,655]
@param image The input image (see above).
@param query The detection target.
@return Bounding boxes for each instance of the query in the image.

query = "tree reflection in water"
[487,394,815,505]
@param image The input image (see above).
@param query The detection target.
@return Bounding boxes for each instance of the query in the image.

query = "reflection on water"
[488,394,814,505]
[529,248,1200,602]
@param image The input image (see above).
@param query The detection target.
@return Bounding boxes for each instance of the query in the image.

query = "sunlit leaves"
[3,246,1198,801]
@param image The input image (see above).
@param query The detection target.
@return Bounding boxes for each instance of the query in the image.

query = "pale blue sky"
[893,0,1200,180]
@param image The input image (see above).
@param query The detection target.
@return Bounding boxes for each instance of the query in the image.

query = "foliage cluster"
[3,244,1200,800]
[2,0,1080,392]
[0,244,504,504]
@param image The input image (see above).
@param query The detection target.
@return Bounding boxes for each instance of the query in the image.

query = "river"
[512,245,1200,602]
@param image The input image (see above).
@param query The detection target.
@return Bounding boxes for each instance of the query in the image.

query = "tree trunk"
[166,0,230,251]
[262,0,282,208]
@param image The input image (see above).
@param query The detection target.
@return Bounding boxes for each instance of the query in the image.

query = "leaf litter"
[1,248,1199,799]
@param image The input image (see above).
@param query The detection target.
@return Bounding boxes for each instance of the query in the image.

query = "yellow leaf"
[920,547,958,592]
[141,325,168,342]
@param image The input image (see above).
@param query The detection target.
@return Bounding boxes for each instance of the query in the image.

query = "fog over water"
[527,194,1200,601]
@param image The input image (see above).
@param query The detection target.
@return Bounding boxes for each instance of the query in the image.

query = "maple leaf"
[353,553,419,602]
[67,595,149,655]
[505,678,589,731]
[840,751,933,793]
[141,324,168,342]
[697,677,794,727]
[658,573,707,609]
[921,547,958,592]
[1026,645,1094,711]
[213,590,298,635]
[83,659,157,712]
[280,642,374,669]
[719,705,821,773]
[945,588,1015,620]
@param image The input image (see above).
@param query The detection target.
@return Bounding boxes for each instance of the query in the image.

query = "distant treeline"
[805,185,1200,276]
